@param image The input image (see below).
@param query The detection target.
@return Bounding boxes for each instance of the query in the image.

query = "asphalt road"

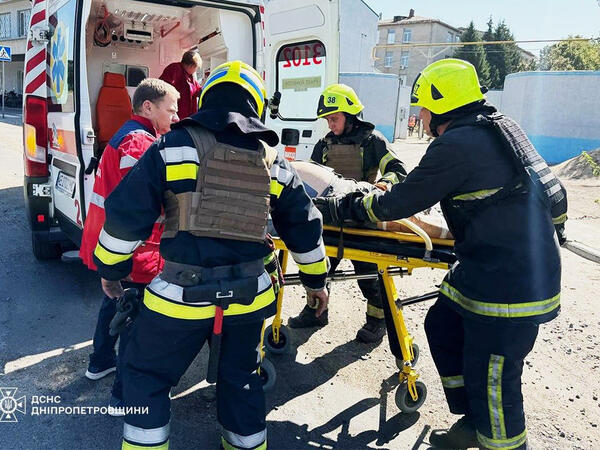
[1,122,599,449]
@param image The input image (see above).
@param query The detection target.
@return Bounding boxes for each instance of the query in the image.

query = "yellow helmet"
[316,84,364,118]
[199,60,267,117]
[410,58,486,115]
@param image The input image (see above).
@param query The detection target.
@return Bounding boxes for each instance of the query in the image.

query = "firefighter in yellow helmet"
[288,83,407,343]
[314,58,567,450]
[94,61,329,450]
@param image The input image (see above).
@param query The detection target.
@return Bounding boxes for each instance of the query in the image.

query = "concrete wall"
[339,0,378,72]
[501,71,600,164]
[339,71,399,142]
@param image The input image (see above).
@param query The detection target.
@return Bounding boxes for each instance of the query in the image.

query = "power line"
[375,37,595,49]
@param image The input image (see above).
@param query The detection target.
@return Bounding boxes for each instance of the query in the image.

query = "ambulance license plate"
[55,171,76,197]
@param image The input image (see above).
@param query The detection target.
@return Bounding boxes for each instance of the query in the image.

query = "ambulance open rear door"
[263,0,339,161]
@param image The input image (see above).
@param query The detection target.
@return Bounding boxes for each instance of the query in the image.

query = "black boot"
[288,304,329,328]
[429,416,479,449]
[356,316,386,343]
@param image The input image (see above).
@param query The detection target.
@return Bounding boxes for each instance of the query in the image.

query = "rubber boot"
[356,316,386,343]
[288,304,329,329]
[429,416,479,449]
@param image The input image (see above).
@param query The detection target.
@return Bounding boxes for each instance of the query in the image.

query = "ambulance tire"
[395,381,427,413]
[264,325,291,355]
[259,358,276,392]
[31,232,62,260]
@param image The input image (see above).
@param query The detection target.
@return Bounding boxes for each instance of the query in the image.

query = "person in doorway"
[159,50,203,119]
[288,83,407,343]
[80,78,180,414]
[93,60,328,450]
[315,58,567,450]
[408,114,416,136]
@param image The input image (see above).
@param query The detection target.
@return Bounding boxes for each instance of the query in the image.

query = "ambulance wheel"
[395,343,420,369]
[31,233,61,260]
[264,325,291,355]
[395,381,427,413]
[259,358,276,392]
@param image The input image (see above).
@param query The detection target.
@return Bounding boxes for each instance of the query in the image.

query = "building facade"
[375,9,461,90]
[0,0,30,95]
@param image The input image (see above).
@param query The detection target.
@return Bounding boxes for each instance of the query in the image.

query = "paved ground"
[1,123,599,449]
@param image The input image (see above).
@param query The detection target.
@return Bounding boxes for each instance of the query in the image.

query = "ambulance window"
[276,40,326,121]
[126,66,148,87]
[47,0,76,113]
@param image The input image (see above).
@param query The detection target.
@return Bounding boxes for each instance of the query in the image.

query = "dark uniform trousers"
[122,305,266,444]
[328,257,385,320]
[425,298,538,448]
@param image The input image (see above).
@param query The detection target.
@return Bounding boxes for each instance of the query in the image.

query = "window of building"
[401,51,409,68]
[403,29,412,43]
[387,29,396,44]
[0,13,11,39]
[18,10,31,38]
[455,35,461,43]
[384,51,393,68]
[447,31,454,42]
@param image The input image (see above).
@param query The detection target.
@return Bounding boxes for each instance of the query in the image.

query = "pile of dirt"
[554,148,600,180]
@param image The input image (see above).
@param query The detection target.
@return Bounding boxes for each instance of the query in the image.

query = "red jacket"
[79,116,164,283]
[159,62,202,119]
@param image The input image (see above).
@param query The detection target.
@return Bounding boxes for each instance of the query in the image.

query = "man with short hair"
[159,50,203,119]
[80,78,180,414]
[317,59,567,450]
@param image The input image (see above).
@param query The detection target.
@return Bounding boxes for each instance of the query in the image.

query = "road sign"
[0,46,11,62]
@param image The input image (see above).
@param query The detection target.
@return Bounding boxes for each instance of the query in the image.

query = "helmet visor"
[410,72,422,105]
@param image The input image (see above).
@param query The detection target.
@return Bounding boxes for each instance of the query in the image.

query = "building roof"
[379,15,461,33]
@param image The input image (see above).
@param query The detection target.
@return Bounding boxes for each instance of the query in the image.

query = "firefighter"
[93,61,328,450]
[288,83,407,343]
[79,78,179,413]
[315,59,566,450]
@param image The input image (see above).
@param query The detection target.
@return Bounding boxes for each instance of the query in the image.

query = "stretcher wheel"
[259,358,276,392]
[395,343,420,369]
[395,381,427,413]
[264,324,291,355]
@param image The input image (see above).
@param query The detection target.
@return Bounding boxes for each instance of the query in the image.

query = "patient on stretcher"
[292,161,452,239]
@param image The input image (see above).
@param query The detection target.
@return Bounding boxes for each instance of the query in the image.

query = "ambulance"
[22,0,378,259]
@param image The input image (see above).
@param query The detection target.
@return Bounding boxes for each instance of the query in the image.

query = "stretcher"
[262,220,456,412]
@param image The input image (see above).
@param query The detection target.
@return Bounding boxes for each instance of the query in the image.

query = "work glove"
[109,288,140,336]
[313,192,366,226]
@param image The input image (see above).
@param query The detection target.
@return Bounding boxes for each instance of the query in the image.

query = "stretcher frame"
[265,223,455,412]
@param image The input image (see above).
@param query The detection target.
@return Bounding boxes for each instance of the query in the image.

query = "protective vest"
[163,125,275,242]
[324,139,377,183]
[446,113,568,244]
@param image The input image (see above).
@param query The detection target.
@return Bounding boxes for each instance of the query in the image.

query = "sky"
[363,0,600,55]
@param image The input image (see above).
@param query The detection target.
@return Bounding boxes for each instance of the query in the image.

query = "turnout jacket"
[93,115,327,323]
[79,116,164,283]
[311,120,407,186]
[353,105,562,324]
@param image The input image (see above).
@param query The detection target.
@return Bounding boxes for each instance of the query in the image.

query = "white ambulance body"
[21,0,374,259]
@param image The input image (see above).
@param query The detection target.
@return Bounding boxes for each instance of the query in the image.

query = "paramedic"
[316,59,567,450]
[80,79,179,412]
[93,61,328,450]
[288,83,407,344]
[159,50,203,119]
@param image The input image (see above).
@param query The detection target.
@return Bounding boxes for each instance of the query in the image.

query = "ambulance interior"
[84,0,257,149]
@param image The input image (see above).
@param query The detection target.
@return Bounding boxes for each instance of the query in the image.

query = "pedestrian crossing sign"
[0,46,11,62]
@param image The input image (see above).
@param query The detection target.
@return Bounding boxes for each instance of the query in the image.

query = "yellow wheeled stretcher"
[262,221,456,412]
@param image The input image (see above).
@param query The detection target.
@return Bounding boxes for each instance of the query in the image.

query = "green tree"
[453,21,491,87]
[482,19,523,89]
[538,36,600,70]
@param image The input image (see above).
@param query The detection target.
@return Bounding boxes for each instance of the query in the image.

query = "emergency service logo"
[49,21,69,105]
[0,388,26,422]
